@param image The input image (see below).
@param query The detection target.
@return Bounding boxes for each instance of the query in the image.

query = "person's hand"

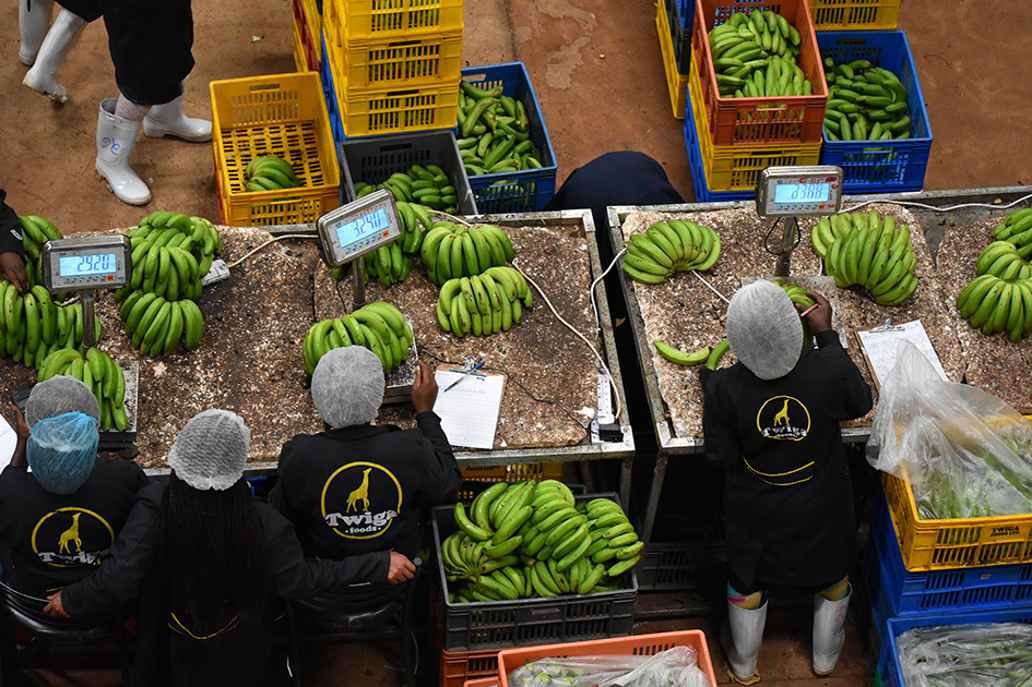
[0,252,28,292]
[43,591,70,619]
[801,292,832,333]
[387,550,417,584]
[12,404,30,441]
[410,361,438,414]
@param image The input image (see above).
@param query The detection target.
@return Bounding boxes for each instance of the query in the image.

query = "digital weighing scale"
[756,165,844,277]
[316,189,418,403]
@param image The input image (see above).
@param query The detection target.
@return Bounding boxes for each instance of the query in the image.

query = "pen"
[800,303,819,319]
[443,375,467,393]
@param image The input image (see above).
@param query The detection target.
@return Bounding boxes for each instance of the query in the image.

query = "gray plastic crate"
[432,492,638,651]
[339,129,477,215]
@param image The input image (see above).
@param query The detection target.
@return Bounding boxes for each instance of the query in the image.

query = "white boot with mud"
[23,9,86,103]
[722,602,767,685]
[95,99,152,206]
[812,587,852,676]
[143,95,212,142]
[19,0,53,66]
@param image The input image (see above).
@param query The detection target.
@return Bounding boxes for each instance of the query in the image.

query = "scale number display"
[335,207,391,251]
[58,253,117,277]
[757,166,844,218]
[773,182,831,204]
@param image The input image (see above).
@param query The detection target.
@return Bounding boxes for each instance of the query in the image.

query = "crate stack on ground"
[685,0,827,202]
[867,484,1032,686]
[655,0,693,120]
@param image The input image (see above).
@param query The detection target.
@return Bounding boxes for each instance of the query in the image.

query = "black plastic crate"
[432,492,638,651]
[636,538,726,591]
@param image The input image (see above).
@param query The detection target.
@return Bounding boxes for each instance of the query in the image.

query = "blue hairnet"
[28,411,99,495]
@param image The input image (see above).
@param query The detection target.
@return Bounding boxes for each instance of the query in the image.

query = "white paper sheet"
[433,370,505,450]
[0,414,17,470]
[857,320,947,388]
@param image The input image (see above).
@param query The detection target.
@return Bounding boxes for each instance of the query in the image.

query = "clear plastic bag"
[867,341,1032,519]
[507,646,711,687]
[897,622,1032,686]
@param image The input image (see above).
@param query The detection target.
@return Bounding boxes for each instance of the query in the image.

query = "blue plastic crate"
[883,609,1032,687]
[665,0,693,73]
[684,87,756,203]
[320,35,345,145]
[817,30,932,194]
[459,62,557,213]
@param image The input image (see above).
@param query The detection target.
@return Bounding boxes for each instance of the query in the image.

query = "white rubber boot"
[722,602,767,685]
[22,9,86,103]
[143,95,212,142]
[813,587,852,676]
[19,0,53,66]
[95,99,152,206]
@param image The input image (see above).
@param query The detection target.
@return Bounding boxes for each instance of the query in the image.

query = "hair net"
[27,411,99,495]
[311,346,385,428]
[726,279,804,380]
[26,376,101,427]
[168,410,250,491]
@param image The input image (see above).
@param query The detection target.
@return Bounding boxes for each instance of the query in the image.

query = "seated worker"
[1,189,29,291]
[45,409,410,687]
[270,347,460,620]
[702,281,873,685]
[0,376,147,607]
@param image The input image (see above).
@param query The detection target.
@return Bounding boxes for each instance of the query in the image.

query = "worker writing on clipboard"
[701,280,873,685]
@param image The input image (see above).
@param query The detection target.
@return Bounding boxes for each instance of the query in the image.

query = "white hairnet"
[28,411,99,495]
[726,279,804,380]
[26,376,100,427]
[311,346,384,428]
[168,409,250,491]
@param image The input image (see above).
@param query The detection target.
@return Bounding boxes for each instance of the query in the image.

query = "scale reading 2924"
[756,165,844,276]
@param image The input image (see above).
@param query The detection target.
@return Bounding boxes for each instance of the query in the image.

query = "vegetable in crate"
[37,346,130,431]
[420,221,514,285]
[442,481,642,604]
[302,301,412,375]
[822,57,912,141]
[709,10,813,98]
[435,266,532,338]
[621,220,721,284]
[457,81,543,176]
[810,211,919,305]
[355,164,458,214]
[244,155,301,191]
[0,281,100,367]
[896,622,1032,687]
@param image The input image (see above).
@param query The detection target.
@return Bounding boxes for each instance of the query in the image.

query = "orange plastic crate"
[464,679,498,687]
[657,0,688,119]
[210,72,340,226]
[497,631,718,687]
[325,30,463,90]
[692,0,828,146]
[291,0,320,72]
[325,0,464,42]
[441,647,499,687]
[808,0,901,30]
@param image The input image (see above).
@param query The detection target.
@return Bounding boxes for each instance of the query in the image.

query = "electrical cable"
[841,192,1032,215]
[589,248,626,330]
[226,234,317,269]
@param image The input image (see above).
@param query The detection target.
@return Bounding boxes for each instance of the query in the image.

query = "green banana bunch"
[17,214,63,288]
[811,211,919,306]
[362,242,411,286]
[955,274,1032,342]
[978,209,1032,281]
[993,208,1032,253]
[420,222,515,286]
[355,164,458,214]
[37,346,129,431]
[244,155,301,192]
[394,201,434,255]
[773,279,816,351]
[823,57,911,141]
[0,281,99,368]
[621,220,721,285]
[119,212,222,298]
[709,10,811,99]
[436,267,532,338]
[443,481,638,603]
[119,292,205,356]
[301,301,412,376]
[457,81,543,176]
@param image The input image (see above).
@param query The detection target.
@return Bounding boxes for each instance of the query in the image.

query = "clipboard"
[856,320,947,392]
[432,365,507,449]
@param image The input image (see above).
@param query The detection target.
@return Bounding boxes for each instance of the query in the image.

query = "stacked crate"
[291,0,320,72]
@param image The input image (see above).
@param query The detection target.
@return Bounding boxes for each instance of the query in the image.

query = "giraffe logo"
[32,507,115,567]
[756,395,811,441]
[321,461,403,540]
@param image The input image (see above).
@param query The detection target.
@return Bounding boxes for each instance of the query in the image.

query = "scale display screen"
[756,166,844,217]
[317,189,401,266]
[58,253,117,277]
[773,182,831,205]
[334,207,392,251]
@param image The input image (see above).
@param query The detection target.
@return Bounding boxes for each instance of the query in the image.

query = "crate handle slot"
[526,607,564,620]
[462,74,490,83]
[249,83,282,93]
[378,143,416,153]
[386,89,421,96]
[754,103,788,112]
[861,146,893,153]
[387,39,426,48]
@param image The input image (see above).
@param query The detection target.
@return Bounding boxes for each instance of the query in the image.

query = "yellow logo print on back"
[32,507,115,568]
[321,461,404,540]
[755,395,811,442]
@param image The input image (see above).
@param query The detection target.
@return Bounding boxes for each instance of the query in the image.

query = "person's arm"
[268,437,297,520]
[5,404,29,468]
[701,370,742,469]
[815,329,874,421]
[0,190,28,292]
[410,361,460,505]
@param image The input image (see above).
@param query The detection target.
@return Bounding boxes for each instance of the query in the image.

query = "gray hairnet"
[27,411,99,495]
[311,346,384,428]
[726,279,804,380]
[167,410,250,491]
[26,376,100,427]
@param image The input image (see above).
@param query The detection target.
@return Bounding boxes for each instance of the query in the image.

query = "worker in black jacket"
[702,281,872,685]
[270,347,460,621]
[0,189,28,292]
[44,409,412,686]
[0,377,147,604]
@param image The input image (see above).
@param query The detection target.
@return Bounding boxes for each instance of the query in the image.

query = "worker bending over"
[271,347,460,624]
[0,189,28,291]
[702,281,872,684]
[0,377,147,609]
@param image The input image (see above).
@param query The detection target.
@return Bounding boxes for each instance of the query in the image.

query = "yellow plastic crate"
[210,72,340,226]
[302,0,321,47]
[689,57,821,191]
[324,0,464,42]
[884,471,1032,572]
[809,0,901,30]
[656,0,688,120]
[325,30,463,90]
[291,16,310,72]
